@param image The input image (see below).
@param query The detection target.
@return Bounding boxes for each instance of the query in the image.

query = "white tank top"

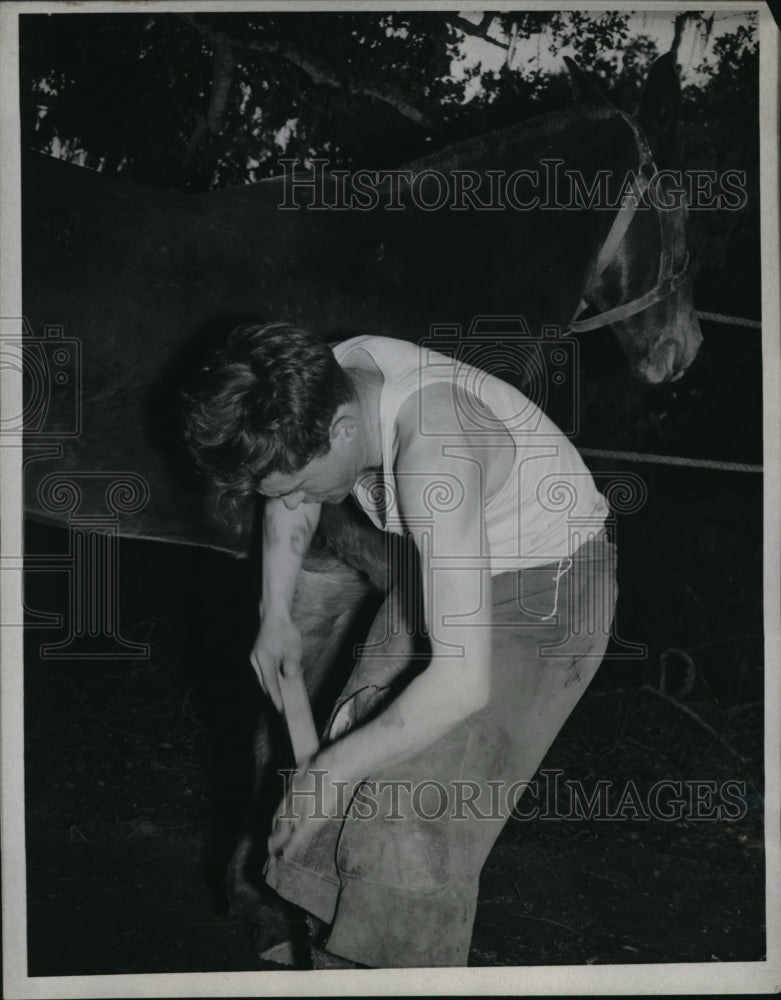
[333,336,609,572]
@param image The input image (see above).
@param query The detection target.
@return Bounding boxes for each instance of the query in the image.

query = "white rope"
[580,448,762,474]
[695,310,761,330]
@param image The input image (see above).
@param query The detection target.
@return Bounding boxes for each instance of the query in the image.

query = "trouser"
[264,529,617,967]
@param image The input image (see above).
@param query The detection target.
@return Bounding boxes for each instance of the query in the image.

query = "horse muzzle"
[635,318,703,384]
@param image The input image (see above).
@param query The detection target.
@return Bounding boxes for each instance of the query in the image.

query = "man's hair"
[181,322,354,521]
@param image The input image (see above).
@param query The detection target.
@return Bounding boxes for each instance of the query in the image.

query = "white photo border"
[2,2,778,996]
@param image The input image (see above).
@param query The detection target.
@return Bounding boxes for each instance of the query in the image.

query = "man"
[183,321,617,968]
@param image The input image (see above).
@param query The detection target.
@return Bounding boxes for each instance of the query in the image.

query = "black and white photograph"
[1,2,779,995]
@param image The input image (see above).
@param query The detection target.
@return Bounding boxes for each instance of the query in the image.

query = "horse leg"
[226,543,380,954]
[227,502,415,962]
[314,496,395,591]
[324,578,426,742]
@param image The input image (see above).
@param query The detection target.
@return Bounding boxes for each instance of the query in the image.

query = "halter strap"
[568,110,689,334]
[568,256,690,332]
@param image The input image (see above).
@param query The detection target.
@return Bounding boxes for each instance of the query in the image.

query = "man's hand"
[252,496,321,709]
[250,614,303,712]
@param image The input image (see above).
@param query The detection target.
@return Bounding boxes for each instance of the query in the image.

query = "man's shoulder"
[396,376,503,432]
[332,334,422,357]
[395,379,487,458]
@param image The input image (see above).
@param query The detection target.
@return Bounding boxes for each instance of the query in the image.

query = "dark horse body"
[22,55,700,557]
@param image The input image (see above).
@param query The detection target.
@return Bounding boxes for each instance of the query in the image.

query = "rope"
[574,308,763,475]
[695,310,761,330]
[580,448,763,473]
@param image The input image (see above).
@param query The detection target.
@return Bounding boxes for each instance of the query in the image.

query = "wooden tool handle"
[278,665,319,765]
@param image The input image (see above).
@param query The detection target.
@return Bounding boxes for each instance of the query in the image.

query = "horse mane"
[247,105,635,198]
[392,104,628,179]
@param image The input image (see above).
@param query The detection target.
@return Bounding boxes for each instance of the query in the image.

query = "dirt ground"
[22,468,765,973]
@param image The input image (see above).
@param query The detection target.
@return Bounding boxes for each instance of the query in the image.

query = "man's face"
[259,446,355,510]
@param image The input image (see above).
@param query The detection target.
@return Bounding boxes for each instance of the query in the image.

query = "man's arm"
[251,497,321,710]
[259,498,322,618]
[320,383,494,782]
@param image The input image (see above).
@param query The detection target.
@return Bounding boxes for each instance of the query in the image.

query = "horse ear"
[564,56,612,107]
[636,51,681,154]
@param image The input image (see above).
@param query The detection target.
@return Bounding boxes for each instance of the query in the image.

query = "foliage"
[19,10,762,444]
[20,11,759,313]
[683,17,759,312]
[22,12,471,188]
[19,10,751,191]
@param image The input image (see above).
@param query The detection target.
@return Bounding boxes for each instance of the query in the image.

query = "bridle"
[568,110,690,334]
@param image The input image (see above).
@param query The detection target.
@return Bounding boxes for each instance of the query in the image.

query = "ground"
[22,460,765,974]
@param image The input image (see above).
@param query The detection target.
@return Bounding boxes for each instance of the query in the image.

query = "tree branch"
[177,12,435,128]
[177,14,236,178]
[670,12,691,66]
[447,13,508,51]
[183,112,208,174]
[206,32,236,135]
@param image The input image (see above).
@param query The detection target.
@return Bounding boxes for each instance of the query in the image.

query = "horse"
[21,53,700,559]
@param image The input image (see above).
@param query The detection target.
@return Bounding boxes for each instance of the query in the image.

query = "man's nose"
[282,491,305,510]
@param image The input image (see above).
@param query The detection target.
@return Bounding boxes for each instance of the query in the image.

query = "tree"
[21,8,759,307]
[22,11,639,189]
[19,11,761,475]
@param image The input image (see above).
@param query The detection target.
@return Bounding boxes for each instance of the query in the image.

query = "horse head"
[566,53,703,383]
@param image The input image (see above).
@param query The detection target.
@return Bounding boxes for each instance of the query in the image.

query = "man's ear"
[330,412,358,441]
